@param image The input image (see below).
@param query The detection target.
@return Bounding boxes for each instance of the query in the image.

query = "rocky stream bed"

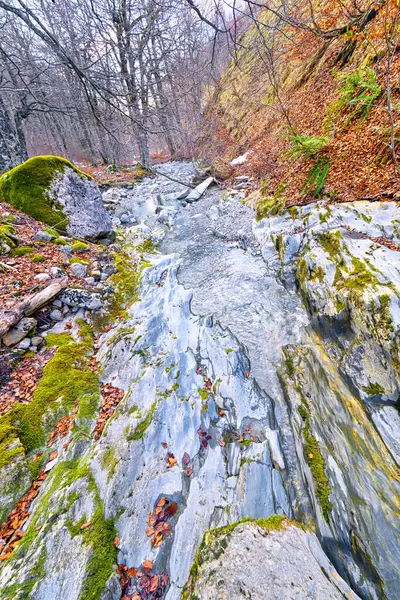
[0,162,399,600]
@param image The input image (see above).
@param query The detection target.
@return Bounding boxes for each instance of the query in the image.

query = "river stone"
[2,317,37,346]
[31,336,44,347]
[0,156,113,241]
[35,273,51,282]
[184,521,360,600]
[59,288,103,310]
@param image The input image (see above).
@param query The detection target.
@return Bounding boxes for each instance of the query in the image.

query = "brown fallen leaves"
[0,349,55,417]
[93,383,124,440]
[146,497,177,548]
[117,561,169,600]
[47,410,76,447]
[0,470,48,560]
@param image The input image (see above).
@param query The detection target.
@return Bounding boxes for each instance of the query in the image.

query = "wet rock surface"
[0,162,399,600]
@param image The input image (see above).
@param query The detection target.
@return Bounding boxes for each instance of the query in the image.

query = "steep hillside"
[199,1,400,205]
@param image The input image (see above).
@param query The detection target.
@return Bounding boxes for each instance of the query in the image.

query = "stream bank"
[0,162,399,600]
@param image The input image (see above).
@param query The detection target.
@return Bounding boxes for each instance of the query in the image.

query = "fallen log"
[0,277,68,338]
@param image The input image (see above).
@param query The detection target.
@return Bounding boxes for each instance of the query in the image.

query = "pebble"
[61,245,73,255]
[17,338,31,350]
[34,231,52,242]
[31,336,44,347]
[50,267,64,278]
[53,299,63,308]
[71,263,87,277]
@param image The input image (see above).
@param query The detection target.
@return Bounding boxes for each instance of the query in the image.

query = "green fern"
[335,66,382,125]
[286,133,330,160]
[301,156,330,198]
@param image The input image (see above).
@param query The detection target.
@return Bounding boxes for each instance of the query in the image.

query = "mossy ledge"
[181,515,306,600]
[0,156,90,229]
[0,320,99,479]
[1,458,117,600]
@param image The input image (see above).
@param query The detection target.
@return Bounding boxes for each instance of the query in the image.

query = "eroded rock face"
[183,519,360,600]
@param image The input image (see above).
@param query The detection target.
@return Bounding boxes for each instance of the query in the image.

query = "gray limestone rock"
[70,262,87,277]
[34,231,52,243]
[2,317,37,346]
[183,521,360,600]
[59,288,103,310]
[49,166,113,241]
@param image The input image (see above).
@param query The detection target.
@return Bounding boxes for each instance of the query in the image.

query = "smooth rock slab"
[2,317,37,346]
[185,521,360,600]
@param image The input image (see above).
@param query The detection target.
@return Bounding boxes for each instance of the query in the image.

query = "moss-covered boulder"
[0,156,113,241]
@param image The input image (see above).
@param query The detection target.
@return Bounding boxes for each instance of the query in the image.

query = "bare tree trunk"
[0,95,25,171]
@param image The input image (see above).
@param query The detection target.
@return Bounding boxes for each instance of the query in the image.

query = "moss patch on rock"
[0,156,89,229]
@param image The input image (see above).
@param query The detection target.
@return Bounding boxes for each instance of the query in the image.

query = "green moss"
[44,332,74,347]
[318,230,343,261]
[363,382,385,395]
[30,253,46,263]
[100,447,119,481]
[256,181,286,221]
[0,214,18,224]
[0,322,97,465]
[298,402,332,520]
[288,205,299,219]
[70,257,90,265]
[0,224,15,236]
[136,238,156,253]
[4,457,116,600]
[1,546,47,599]
[0,156,89,229]
[44,228,59,238]
[181,515,305,600]
[285,357,295,378]
[225,348,234,354]
[53,237,69,245]
[341,257,378,292]
[198,388,209,401]
[72,241,89,253]
[128,401,157,441]
[11,246,33,257]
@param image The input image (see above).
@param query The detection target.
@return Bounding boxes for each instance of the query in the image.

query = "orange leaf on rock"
[143,559,153,573]
[80,521,92,530]
[127,567,138,578]
[114,536,120,548]
[145,528,155,537]
[165,502,178,517]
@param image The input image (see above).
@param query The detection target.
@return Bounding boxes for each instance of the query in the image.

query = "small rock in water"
[71,263,87,277]
[120,214,131,224]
